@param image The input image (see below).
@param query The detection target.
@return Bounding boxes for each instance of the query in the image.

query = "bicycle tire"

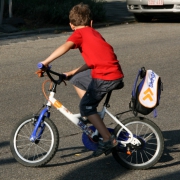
[10,115,59,167]
[112,116,164,170]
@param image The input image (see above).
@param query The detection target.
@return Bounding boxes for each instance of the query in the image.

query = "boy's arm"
[64,64,89,77]
[41,41,75,66]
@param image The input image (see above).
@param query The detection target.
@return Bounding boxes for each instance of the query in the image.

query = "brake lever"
[57,74,67,85]
[35,69,45,77]
[46,70,66,85]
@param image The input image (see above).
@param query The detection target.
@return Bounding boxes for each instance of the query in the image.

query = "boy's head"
[69,3,92,27]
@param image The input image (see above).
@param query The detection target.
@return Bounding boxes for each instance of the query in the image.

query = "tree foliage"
[4,0,106,25]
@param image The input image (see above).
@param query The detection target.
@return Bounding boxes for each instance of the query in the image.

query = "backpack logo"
[143,88,153,101]
[139,70,159,108]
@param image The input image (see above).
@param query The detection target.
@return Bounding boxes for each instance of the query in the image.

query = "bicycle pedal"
[85,120,91,124]
[80,118,91,124]
[104,149,112,156]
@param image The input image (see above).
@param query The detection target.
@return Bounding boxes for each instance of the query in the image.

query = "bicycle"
[10,64,164,170]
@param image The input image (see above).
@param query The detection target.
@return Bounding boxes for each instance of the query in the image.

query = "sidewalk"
[0,0,134,38]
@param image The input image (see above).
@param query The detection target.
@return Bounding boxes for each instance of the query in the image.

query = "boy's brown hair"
[69,3,92,26]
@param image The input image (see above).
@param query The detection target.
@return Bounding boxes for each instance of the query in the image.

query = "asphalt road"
[0,22,180,180]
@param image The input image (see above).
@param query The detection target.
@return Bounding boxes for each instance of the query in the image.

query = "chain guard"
[82,126,114,151]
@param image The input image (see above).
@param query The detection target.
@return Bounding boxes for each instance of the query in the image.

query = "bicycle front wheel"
[112,116,164,170]
[10,115,59,167]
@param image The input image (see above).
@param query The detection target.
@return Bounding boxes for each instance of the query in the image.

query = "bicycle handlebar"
[37,63,45,69]
[37,63,66,85]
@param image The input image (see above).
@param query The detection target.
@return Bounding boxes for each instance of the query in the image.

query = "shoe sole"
[104,145,117,156]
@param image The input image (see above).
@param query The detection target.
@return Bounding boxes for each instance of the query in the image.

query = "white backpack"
[130,67,163,117]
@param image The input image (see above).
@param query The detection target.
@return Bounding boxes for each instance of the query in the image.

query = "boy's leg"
[69,69,91,96]
[69,69,91,121]
[80,78,123,157]
[73,86,86,99]
[79,80,112,141]
[88,114,117,157]
[87,114,111,142]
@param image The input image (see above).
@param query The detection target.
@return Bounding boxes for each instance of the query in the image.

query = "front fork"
[30,106,50,142]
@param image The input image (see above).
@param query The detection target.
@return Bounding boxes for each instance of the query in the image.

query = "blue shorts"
[69,69,123,117]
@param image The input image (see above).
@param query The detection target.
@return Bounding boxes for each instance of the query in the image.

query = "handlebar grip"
[37,63,45,69]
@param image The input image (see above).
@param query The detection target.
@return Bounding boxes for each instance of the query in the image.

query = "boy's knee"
[79,101,97,117]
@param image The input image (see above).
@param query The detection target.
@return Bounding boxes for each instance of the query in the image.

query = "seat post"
[104,90,112,107]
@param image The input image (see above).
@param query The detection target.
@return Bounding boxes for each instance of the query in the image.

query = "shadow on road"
[1,129,180,179]
[52,129,180,180]
[45,130,180,180]
[0,141,9,147]
[0,141,17,166]
[145,14,180,23]
[45,146,92,167]
[52,130,180,180]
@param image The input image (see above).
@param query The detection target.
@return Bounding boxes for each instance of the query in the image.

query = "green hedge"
[4,0,106,25]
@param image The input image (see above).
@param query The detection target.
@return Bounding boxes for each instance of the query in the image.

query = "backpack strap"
[132,69,141,97]
[153,109,157,118]
[132,67,146,97]
[130,69,142,116]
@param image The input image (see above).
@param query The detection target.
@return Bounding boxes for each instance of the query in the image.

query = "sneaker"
[92,135,118,157]
[80,117,91,124]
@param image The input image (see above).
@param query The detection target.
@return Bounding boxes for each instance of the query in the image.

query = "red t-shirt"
[67,27,124,80]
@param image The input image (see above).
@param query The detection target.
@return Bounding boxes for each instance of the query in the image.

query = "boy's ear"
[69,23,75,30]
[90,20,93,27]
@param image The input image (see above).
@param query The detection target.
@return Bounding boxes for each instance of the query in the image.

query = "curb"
[0,20,135,39]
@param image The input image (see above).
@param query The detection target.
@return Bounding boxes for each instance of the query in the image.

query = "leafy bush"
[4,0,106,25]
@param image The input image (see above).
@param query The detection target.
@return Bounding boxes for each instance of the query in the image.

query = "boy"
[40,3,124,157]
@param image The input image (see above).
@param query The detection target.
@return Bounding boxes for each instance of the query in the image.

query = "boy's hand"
[63,73,71,80]
[39,62,49,70]
[35,62,48,77]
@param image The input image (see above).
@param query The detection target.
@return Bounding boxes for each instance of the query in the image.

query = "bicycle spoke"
[17,134,29,139]
[140,152,144,164]
[145,147,156,151]
[135,123,138,136]
[136,151,138,164]
[138,124,144,136]
[35,143,49,152]
[38,141,51,150]
[40,127,50,137]
[17,143,33,148]
[143,149,150,160]
[37,138,52,142]
[147,142,157,145]
[144,150,153,157]
[36,144,45,158]
[24,124,32,136]
[143,127,150,139]
[144,132,154,142]
[34,145,41,161]
[22,143,34,159]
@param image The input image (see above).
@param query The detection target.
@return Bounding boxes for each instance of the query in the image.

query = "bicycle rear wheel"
[10,115,59,167]
[112,116,164,170]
